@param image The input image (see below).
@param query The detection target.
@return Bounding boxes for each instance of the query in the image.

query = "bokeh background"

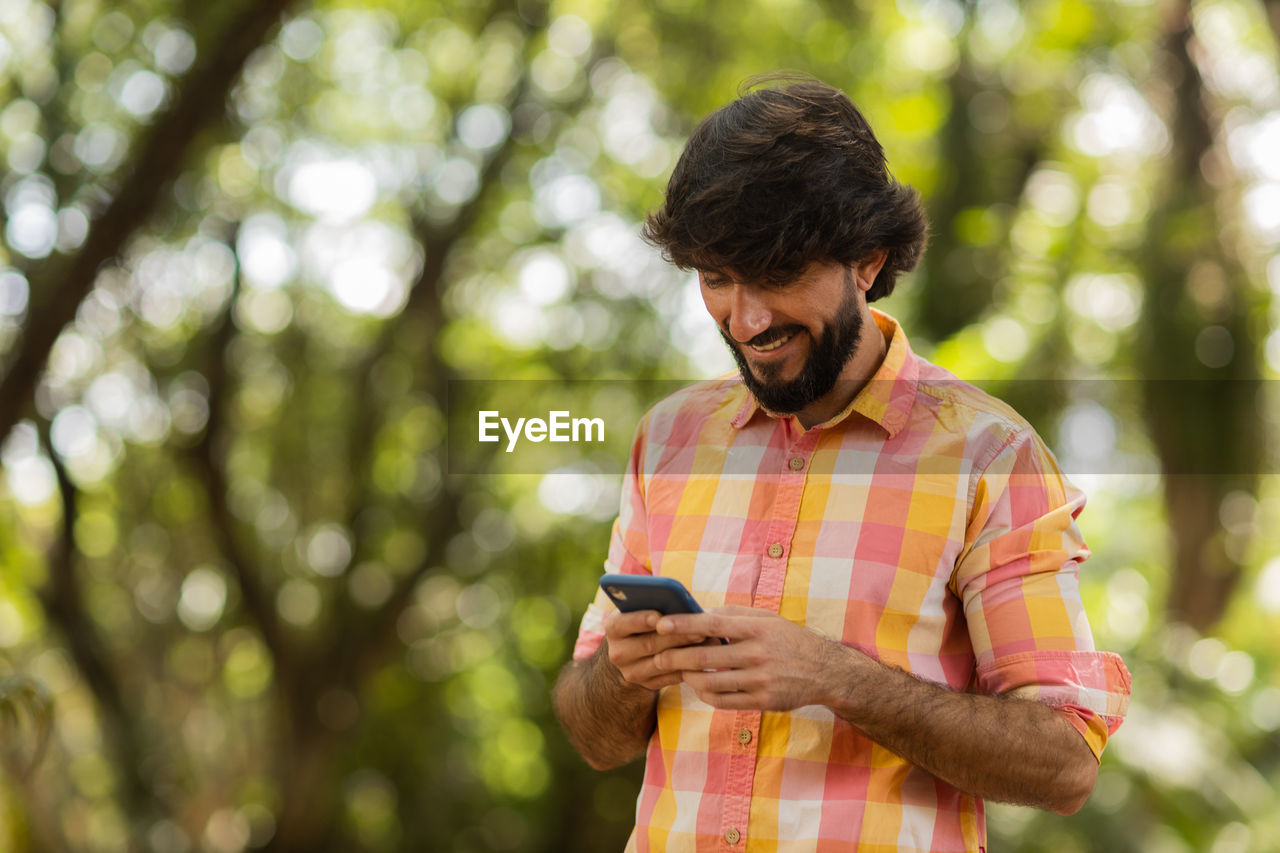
[1,0,1278,850]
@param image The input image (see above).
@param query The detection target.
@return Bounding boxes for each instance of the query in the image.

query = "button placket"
[722,710,758,852]
[723,430,814,852]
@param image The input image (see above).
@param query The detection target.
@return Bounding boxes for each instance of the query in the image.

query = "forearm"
[825,645,1097,814]
[656,608,1101,813]
[553,641,658,771]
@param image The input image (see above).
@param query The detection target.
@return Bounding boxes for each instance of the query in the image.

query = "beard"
[721,271,864,415]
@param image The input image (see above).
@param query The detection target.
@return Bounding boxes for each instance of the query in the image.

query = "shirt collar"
[729,309,918,436]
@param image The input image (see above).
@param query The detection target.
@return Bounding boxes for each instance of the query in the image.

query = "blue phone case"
[599,574,704,615]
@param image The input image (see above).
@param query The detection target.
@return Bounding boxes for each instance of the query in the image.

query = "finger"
[603,609,661,638]
[608,630,711,674]
[615,663,681,692]
[655,642,732,674]
[692,688,763,711]
[680,668,742,693]
[619,653,693,690]
[656,612,737,640]
[655,632,711,652]
[635,671,684,691]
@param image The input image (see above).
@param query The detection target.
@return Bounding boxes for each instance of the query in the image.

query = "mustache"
[738,325,804,348]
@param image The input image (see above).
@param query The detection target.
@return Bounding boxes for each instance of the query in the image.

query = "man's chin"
[745,364,798,388]
[741,376,814,415]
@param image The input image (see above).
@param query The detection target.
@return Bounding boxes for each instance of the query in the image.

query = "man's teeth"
[752,332,794,352]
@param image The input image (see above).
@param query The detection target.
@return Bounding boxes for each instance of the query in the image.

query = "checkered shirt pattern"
[573,311,1131,852]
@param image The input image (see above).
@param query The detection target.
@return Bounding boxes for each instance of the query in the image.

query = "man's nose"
[726,285,772,343]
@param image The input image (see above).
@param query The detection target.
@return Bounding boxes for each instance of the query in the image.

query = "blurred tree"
[0,0,298,442]
[1135,0,1265,632]
[912,0,1043,342]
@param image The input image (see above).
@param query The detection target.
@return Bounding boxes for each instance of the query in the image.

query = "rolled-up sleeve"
[953,427,1131,760]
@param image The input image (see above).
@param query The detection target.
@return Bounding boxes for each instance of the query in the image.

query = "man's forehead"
[696,261,839,284]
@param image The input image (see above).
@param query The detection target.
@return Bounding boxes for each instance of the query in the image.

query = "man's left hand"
[657,605,1101,814]
[653,606,852,711]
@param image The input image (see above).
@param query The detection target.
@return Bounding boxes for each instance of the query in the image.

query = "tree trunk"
[1137,1,1264,632]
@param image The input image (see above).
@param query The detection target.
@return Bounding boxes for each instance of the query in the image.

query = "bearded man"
[554,77,1130,853]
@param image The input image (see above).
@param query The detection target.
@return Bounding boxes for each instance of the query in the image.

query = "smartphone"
[599,574,727,643]
[599,573,705,615]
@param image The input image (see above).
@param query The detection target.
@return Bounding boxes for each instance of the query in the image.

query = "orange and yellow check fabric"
[573,310,1131,853]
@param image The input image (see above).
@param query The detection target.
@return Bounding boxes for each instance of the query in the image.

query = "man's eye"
[702,276,728,289]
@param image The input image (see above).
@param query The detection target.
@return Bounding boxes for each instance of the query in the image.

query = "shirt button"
[767,543,783,559]
[737,728,752,745]
[788,455,805,470]
[725,827,741,844]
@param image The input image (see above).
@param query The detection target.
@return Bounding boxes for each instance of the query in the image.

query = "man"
[553,77,1130,852]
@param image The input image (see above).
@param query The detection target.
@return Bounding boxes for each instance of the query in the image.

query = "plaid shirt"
[573,311,1130,852]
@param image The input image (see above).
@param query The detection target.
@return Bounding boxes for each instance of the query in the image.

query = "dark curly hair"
[642,76,928,302]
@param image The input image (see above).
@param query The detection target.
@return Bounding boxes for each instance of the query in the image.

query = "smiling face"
[700,256,887,425]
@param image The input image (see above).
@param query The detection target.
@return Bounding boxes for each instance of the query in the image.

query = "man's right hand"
[603,609,709,691]
[555,609,708,770]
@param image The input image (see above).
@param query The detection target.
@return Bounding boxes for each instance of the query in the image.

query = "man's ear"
[851,250,888,292]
